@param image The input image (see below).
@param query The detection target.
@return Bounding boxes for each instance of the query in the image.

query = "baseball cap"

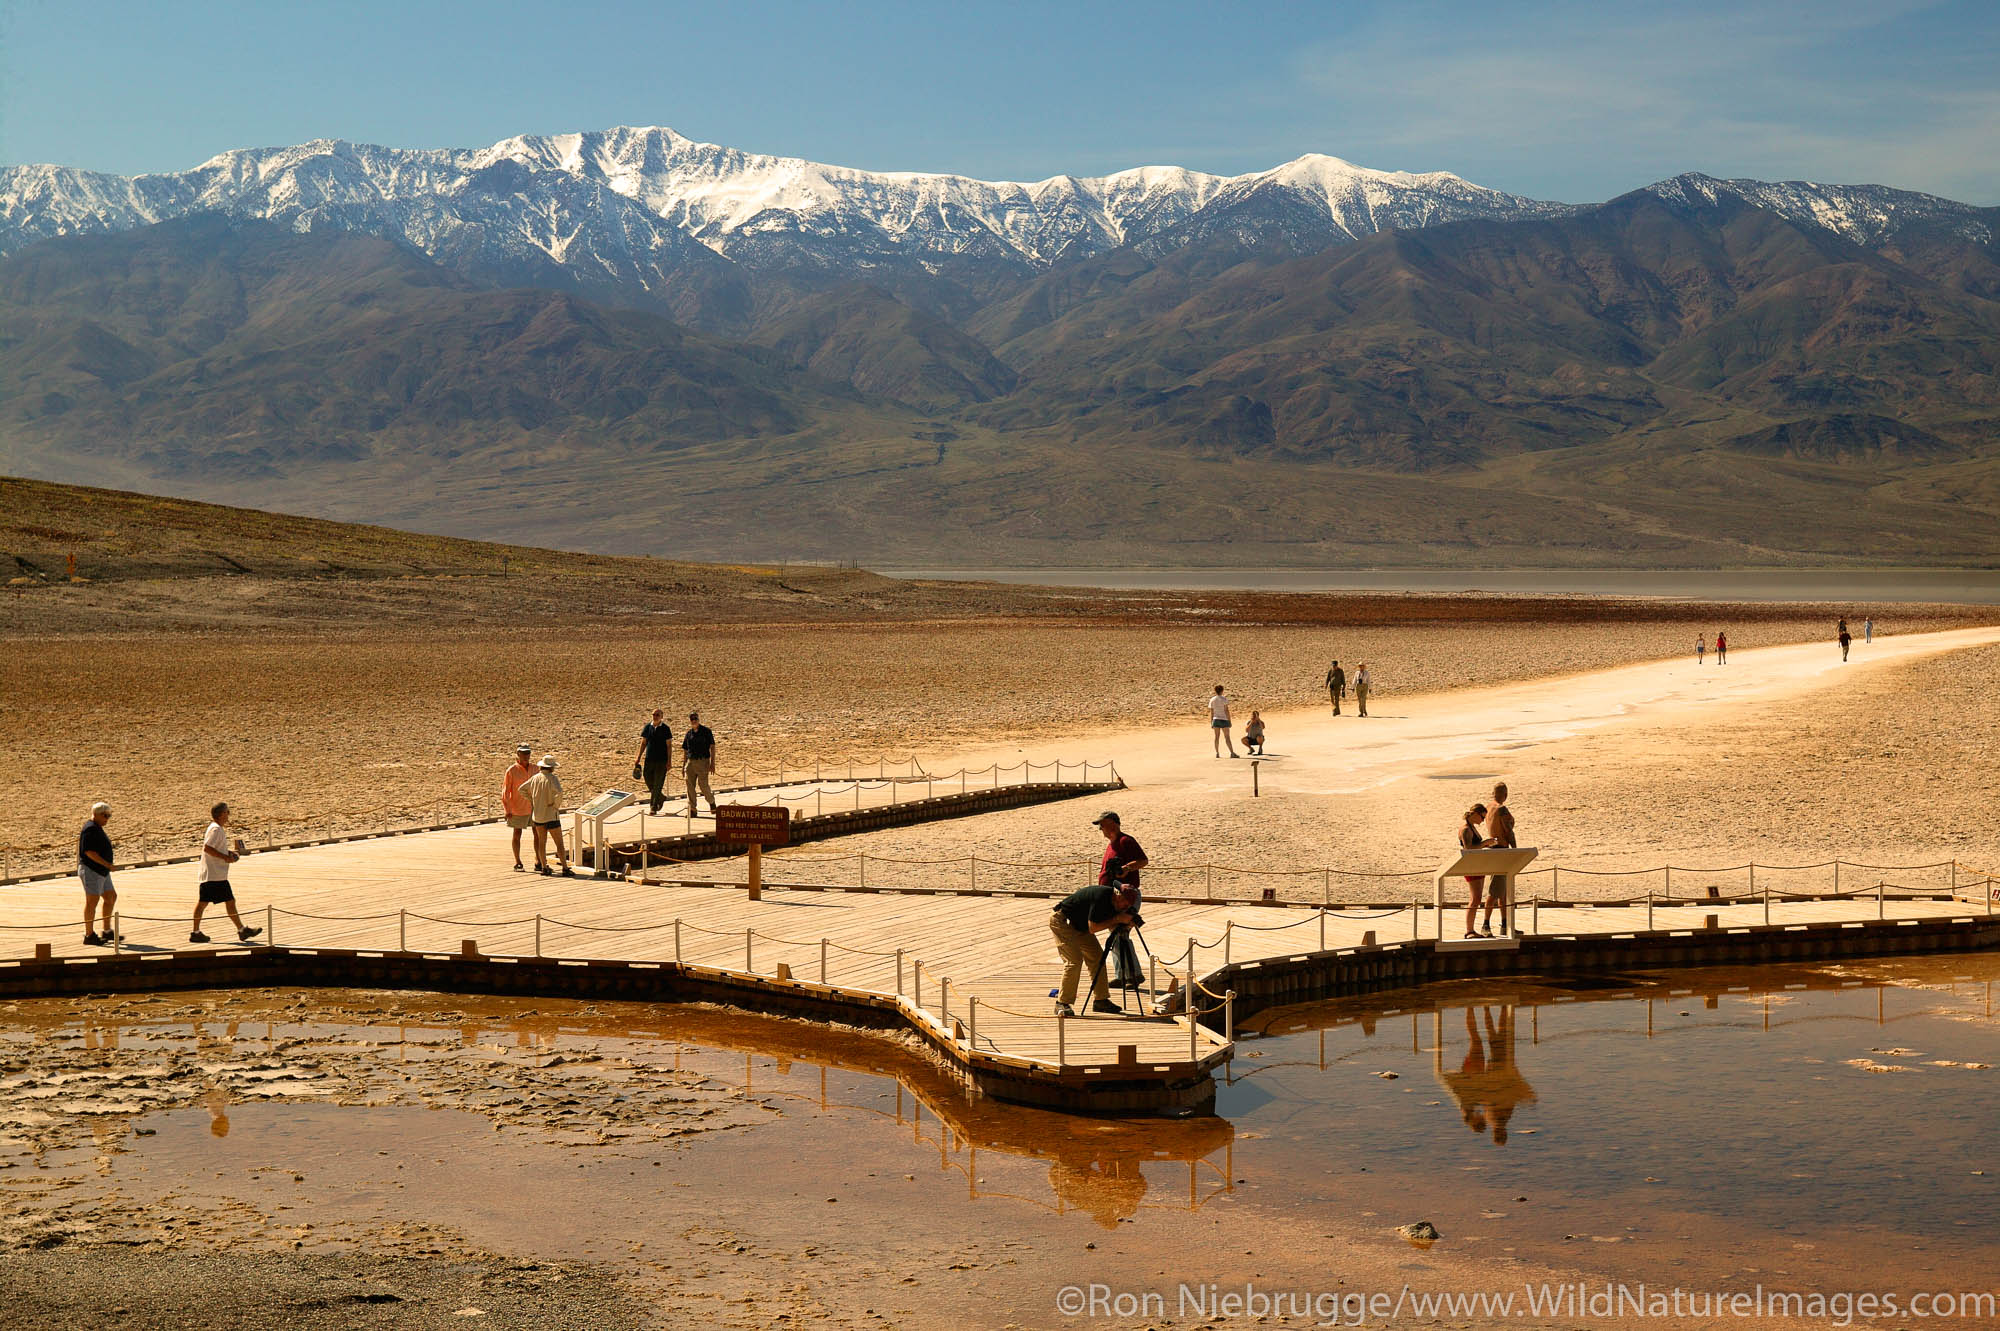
[1093,810,1120,824]
[516,743,533,754]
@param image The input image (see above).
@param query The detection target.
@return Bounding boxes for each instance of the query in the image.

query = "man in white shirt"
[1207,685,1238,758]
[1354,664,1373,717]
[519,756,575,877]
[191,802,262,944]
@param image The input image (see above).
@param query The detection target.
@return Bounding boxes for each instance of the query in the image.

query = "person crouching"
[1050,881,1138,1017]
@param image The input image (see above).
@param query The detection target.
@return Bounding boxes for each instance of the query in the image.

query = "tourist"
[1050,878,1137,1016]
[1483,782,1516,937]
[502,743,535,872]
[635,709,675,814]
[1093,811,1149,988]
[78,801,118,947]
[1354,663,1373,717]
[1715,631,1728,664]
[1243,710,1267,755]
[1459,802,1495,939]
[1325,659,1346,715]
[1838,618,1851,662]
[1696,634,1706,664]
[1865,617,1874,644]
[1207,685,1237,757]
[520,756,573,877]
[682,712,719,816]
[191,802,262,944]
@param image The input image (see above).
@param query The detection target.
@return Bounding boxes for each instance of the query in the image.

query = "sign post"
[716,806,792,900]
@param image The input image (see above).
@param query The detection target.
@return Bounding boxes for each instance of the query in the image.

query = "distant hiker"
[1207,686,1237,757]
[1243,710,1267,755]
[682,712,719,817]
[1326,660,1346,715]
[1094,811,1149,989]
[1715,631,1728,665]
[1459,803,1496,940]
[78,802,118,947]
[520,756,573,877]
[1354,664,1373,717]
[635,709,675,814]
[191,802,262,944]
[503,743,535,871]
[1864,617,1873,644]
[1483,783,1516,937]
[1838,618,1852,663]
[1696,634,1706,664]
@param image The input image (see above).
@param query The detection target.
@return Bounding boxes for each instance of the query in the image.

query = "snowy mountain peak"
[1645,171,1994,247]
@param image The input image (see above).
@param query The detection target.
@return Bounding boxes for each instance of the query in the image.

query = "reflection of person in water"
[1435,1005,1538,1145]
[1047,1140,1149,1228]
[205,1085,231,1138]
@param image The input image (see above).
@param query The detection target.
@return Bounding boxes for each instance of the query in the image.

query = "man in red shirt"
[1095,811,1149,988]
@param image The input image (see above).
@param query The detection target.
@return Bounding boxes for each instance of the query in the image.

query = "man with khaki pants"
[681,712,719,817]
[1050,878,1137,1016]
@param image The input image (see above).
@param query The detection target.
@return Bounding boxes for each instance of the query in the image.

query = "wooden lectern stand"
[1434,847,1540,943]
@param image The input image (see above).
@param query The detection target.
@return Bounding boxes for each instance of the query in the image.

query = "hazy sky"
[4,0,1996,203]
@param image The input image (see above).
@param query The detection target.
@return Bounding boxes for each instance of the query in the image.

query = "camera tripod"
[1084,921,1154,1014]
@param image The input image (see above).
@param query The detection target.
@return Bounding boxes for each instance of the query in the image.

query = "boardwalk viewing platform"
[4,782,1997,1112]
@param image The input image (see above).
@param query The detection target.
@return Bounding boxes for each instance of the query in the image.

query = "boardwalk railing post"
[1834,860,1841,895]
[1878,878,1886,920]
[1188,1003,1197,1061]
[1411,900,1419,941]
[1225,990,1236,1046]
[914,961,923,1011]
[674,919,682,966]
[1058,1013,1067,1069]
[399,909,407,953]
[969,996,978,1052]
[896,948,904,995]
[534,915,542,958]
[1664,866,1672,898]
[1764,884,1771,926]
[820,938,828,984]
[1319,910,1326,952]
[265,904,273,945]
[940,978,950,1026]
[1224,919,1232,965]
[1531,897,1540,935]
[745,928,753,973]
[1552,866,1560,900]
[112,911,122,955]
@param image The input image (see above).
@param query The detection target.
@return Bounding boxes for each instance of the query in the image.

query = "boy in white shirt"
[191,802,263,944]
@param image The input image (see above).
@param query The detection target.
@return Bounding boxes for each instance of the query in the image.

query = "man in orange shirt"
[502,743,535,871]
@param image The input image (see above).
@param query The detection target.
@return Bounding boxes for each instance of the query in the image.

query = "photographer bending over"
[1049,811,1148,1016]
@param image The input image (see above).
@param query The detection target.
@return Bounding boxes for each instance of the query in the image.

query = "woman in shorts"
[1459,803,1496,939]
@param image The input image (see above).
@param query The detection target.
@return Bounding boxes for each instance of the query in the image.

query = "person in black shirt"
[1051,815,1140,1015]
[78,801,118,947]
[634,710,675,814]
[681,712,719,817]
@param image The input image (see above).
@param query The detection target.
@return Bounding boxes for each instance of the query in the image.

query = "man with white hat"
[502,743,536,872]
[78,801,118,946]
[519,755,573,877]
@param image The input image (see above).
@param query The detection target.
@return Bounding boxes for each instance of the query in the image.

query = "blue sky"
[4,0,1996,203]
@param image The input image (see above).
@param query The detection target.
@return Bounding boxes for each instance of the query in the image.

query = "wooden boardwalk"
[4,813,1997,1112]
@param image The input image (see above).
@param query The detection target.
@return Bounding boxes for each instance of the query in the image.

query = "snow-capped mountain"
[1645,172,1995,247]
[0,127,1569,300]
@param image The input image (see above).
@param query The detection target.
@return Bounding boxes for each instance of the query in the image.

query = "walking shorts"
[198,880,235,904]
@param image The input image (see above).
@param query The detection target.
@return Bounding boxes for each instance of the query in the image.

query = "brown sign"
[715,804,791,847]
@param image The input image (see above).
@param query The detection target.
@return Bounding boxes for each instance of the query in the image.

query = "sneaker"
[512,863,526,873]
[1090,999,1123,1015]
[82,932,104,947]
[536,865,553,876]
[1052,1002,1075,1017]
[559,866,576,878]
[188,931,211,944]
[239,926,263,942]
